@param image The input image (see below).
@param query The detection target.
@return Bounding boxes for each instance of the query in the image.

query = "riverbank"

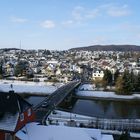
[0,80,60,95]
[76,84,140,100]
[76,90,140,101]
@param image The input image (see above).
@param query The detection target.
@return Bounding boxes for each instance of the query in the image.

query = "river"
[71,99,140,119]
[25,95,140,119]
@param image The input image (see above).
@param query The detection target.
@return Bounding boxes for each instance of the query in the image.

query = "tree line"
[102,69,140,94]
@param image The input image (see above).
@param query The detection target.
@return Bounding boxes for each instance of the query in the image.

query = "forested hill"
[69,45,140,51]
[0,48,25,51]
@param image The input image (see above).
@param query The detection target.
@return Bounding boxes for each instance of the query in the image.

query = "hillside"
[0,48,24,51]
[69,45,140,51]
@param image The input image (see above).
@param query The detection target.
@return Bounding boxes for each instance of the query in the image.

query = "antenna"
[20,40,21,50]
[18,40,21,61]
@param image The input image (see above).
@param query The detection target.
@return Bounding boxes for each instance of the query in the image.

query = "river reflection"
[72,99,140,119]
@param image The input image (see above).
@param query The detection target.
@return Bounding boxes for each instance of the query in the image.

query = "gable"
[0,91,32,132]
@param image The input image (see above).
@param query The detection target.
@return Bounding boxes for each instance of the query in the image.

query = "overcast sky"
[0,0,140,50]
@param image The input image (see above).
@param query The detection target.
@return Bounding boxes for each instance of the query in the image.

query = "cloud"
[40,20,55,29]
[62,20,74,26]
[71,4,130,23]
[107,5,130,17]
[10,16,28,23]
[72,6,99,22]
[85,9,100,19]
[61,6,100,27]
[61,3,131,28]
[72,6,85,21]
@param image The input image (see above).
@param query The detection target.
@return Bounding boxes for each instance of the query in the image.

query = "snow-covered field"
[76,84,140,100]
[0,80,58,95]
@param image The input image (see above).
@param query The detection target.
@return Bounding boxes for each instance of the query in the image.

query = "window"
[20,113,24,121]
[28,108,31,116]
[5,133,12,140]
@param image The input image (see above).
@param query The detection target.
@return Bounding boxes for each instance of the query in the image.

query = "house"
[0,90,35,140]
[92,70,104,80]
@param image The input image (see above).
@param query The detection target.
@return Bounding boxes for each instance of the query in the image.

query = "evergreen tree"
[129,71,135,91]
[115,75,124,94]
[114,69,120,84]
[122,71,132,94]
[116,71,133,94]
[15,63,23,76]
[135,73,140,92]
[102,69,112,88]
[0,64,3,75]
[0,63,3,78]
[15,60,29,77]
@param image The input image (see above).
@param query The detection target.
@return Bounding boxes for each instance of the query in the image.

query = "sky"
[0,0,140,50]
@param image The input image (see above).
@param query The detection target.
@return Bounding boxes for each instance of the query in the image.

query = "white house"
[92,70,104,80]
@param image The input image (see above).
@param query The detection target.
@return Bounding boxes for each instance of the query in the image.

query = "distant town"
[0,46,140,94]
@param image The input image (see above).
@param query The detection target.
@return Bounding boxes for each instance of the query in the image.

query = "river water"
[71,99,140,119]
[25,95,140,119]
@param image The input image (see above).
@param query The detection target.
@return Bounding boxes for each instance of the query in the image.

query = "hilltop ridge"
[69,45,140,51]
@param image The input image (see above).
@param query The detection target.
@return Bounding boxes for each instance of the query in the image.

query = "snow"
[16,122,114,140]
[76,90,140,100]
[130,132,140,138]
[47,110,95,127]
[78,84,94,91]
[0,80,57,95]
[102,130,140,138]
[76,84,140,100]
[101,135,114,140]
[49,110,93,120]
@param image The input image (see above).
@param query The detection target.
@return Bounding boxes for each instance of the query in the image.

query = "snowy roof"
[0,112,19,132]
[16,122,113,140]
[0,91,31,132]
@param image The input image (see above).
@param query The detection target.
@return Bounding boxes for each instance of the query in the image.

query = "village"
[0,48,140,85]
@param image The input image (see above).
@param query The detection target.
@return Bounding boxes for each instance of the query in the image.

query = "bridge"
[34,80,81,124]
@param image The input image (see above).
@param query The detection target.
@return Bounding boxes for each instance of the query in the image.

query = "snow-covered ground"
[78,84,95,90]
[76,90,140,100]
[0,80,58,95]
[76,84,140,100]
[47,110,95,126]
[102,130,140,139]
[16,122,113,140]
[47,110,140,139]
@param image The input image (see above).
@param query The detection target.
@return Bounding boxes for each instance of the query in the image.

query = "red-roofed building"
[0,90,35,140]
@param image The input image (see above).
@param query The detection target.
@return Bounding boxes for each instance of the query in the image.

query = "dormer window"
[20,113,24,121]
[28,108,31,116]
